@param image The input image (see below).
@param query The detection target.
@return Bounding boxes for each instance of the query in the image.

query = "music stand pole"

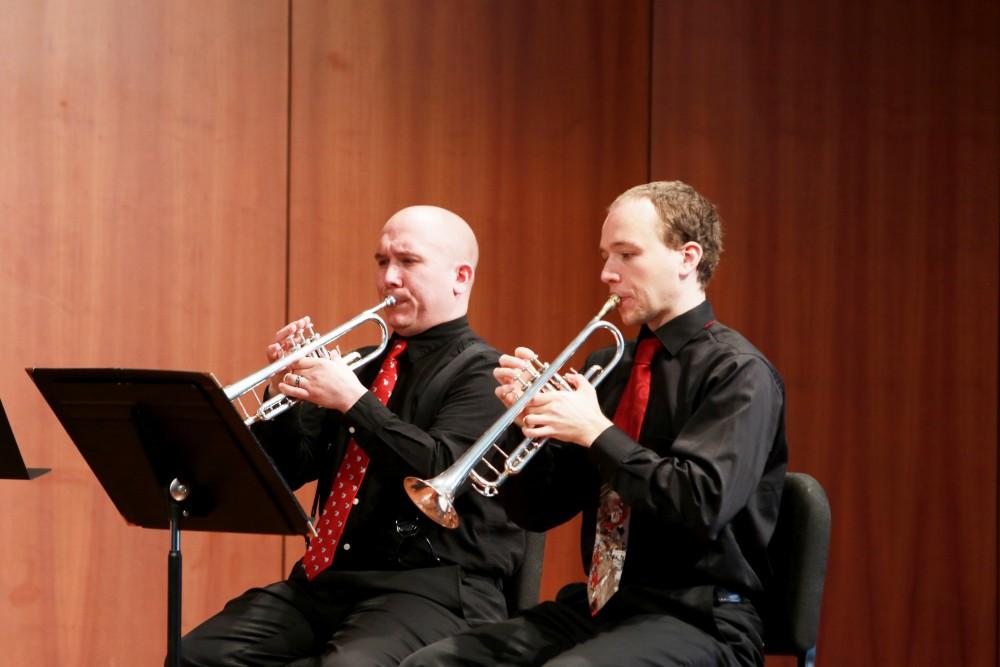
[167,479,188,667]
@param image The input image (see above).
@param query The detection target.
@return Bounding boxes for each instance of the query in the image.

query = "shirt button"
[352,498,359,506]
[343,543,351,551]
[348,426,356,434]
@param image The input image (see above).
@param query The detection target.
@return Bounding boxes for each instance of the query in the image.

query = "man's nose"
[383,264,403,286]
[600,262,619,284]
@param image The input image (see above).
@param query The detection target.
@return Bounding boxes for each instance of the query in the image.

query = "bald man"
[177,207,525,667]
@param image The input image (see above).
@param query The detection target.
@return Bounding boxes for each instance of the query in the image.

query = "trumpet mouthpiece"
[595,294,621,321]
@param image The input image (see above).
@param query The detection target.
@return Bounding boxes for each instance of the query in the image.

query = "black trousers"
[401,583,764,667]
[177,565,469,667]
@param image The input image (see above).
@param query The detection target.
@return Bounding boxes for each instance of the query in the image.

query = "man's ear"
[453,263,474,295]
[679,242,703,279]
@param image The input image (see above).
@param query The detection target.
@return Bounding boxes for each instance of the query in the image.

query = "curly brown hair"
[611,181,723,286]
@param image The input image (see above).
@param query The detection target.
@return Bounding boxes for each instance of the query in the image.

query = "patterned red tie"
[303,339,408,580]
[587,336,660,613]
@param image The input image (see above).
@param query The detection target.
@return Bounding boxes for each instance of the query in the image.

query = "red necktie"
[587,336,660,613]
[303,339,408,580]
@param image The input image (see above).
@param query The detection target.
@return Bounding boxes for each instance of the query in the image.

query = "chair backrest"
[505,530,547,614]
[762,472,831,662]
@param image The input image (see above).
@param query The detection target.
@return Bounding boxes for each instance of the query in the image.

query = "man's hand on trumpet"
[492,347,535,417]
[494,347,613,448]
[265,316,313,397]
[278,352,368,413]
[264,316,366,413]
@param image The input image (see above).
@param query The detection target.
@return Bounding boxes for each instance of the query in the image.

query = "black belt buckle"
[715,589,743,605]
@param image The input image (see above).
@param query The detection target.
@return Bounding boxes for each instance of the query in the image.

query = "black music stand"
[0,398,50,479]
[27,368,313,667]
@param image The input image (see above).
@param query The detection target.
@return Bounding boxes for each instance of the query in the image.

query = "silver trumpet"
[225,296,396,426]
[405,295,625,529]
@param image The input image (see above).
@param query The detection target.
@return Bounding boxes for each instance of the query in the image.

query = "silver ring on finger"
[294,374,301,387]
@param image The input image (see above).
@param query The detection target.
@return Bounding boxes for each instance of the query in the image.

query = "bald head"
[383,205,479,269]
[375,206,479,336]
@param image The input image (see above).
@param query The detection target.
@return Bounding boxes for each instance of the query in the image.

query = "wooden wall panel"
[650,1,998,665]
[287,0,651,599]
[5,1,993,663]
[0,1,289,663]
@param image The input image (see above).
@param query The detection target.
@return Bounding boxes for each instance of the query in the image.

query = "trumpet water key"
[405,295,625,529]
[225,296,396,426]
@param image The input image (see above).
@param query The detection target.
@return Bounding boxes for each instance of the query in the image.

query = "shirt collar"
[642,300,716,357]
[392,315,471,362]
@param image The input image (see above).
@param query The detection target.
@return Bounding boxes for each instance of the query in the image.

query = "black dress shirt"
[501,300,787,600]
[253,316,525,624]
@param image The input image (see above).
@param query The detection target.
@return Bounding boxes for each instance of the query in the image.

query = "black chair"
[505,531,547,614]
[762,472,831,667]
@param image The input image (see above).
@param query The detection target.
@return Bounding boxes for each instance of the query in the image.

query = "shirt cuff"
[587,424,640,479]
[343,390,389,438]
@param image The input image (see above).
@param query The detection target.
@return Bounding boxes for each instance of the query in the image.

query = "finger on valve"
[266,343,283,364]
[274,316,312,352]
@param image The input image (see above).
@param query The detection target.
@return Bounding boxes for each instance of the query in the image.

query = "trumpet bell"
[404,476,459,529]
